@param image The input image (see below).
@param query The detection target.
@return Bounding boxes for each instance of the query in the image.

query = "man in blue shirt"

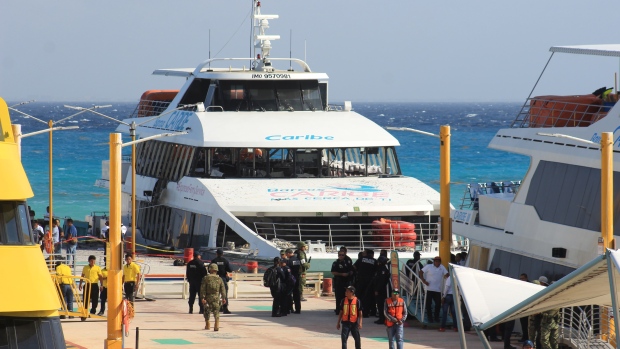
[65,219,78,268]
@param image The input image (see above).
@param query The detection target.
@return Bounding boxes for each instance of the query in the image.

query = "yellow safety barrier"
[52,274,106,321]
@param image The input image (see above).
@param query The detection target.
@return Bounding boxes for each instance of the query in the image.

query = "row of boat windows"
[178,79,326,112]
[137,201,210,248]
[525,160,620,232]
[135,140,402,180]
[0,202,33,246]
[193,146,400,178]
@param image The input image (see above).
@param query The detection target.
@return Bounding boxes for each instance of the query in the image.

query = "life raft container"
[529,94,603,128]
[371,218,416,248]
[137,90,179,117]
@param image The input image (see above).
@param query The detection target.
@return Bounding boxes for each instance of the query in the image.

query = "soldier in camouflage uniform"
[295,242,311,302]
[540,308,559,349]
[201,263,227,331]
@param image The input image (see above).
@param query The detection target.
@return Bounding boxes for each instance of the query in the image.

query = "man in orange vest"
[337,285,363,349]
[384,288,407,349]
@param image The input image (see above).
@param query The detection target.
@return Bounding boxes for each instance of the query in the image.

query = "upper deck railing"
[510,96,611,128]
[253,222,468,254]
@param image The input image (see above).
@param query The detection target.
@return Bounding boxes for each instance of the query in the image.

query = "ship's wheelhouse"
[177,78,327,112]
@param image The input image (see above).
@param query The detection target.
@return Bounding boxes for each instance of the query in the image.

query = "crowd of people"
[54,253,141,319]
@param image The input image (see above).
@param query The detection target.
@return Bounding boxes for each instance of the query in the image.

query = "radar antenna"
[252,0,280,72]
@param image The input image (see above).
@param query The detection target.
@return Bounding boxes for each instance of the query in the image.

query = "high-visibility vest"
[342,296,359,323]
[385,297,405,327]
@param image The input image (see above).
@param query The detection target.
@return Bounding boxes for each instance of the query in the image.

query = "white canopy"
[550,44,620,58]
[452,249,620,331]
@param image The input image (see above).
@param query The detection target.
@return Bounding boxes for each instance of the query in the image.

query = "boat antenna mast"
[252,1,279,72]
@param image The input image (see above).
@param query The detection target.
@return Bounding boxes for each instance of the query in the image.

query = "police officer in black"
[285,248,302,313]
[372,256,391,324]
[186,252,207,314]
[211,248,233,314]
[331,249,353,315]
[353,248,376,318]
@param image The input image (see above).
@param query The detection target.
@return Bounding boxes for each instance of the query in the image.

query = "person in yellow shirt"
[97,266,108,316]
[79,255,103,315]
[122,254,141,305]
[55,260,74,319]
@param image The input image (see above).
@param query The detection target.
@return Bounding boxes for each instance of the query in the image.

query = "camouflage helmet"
[297,241,307,248]
[208,263,219,272]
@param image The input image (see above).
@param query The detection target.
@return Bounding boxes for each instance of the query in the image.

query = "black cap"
[392,288,400,294]
[346,285,356,293]
[414,251,421,256]
[216,248,223,255]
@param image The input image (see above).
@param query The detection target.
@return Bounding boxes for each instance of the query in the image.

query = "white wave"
[466,113,477,118]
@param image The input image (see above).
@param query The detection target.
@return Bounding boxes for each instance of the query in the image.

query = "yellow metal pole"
[439,125,451,267]
[105,133,123,349]
[48,120,53,232]
[131,126,137,258]
[601,132,614,249]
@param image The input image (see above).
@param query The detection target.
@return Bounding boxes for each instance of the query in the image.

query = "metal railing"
[559,306,616,349]
[459,181,521,210]
[511,97,608,128]
[253,221,450,253]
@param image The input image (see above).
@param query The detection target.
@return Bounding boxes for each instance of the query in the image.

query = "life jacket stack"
[371,218,416,248]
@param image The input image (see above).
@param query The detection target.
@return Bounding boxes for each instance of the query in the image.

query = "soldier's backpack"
[263,266,280,288]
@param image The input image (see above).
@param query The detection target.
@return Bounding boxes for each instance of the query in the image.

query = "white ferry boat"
[452,44,620,279]
[97,1,464,271]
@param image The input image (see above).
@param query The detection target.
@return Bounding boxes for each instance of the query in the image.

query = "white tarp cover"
[550,44,620,57]
[453,250,620,331]
[450,264,544,327]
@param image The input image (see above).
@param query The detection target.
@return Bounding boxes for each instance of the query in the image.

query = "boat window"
[248,86,278,111]
[301,80,322,111]
[1,202,20,244]
[525,160,620,232]
[215,80,323,112]
[135,141,195,182]
[17,204,33,244]
[178,78,211,106]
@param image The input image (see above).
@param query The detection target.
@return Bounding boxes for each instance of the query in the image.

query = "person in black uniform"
[331,250,353,315]
[339,246,354,268]
[285,248,302,313]
[186,252,207,314]
[269,257,286,317]
[353,249,376,318]
[373,256,391,324]
[279,258,294,316]
[211,248,233,314]
[405,251,423,278]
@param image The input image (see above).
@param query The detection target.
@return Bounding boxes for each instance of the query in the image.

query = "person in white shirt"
[439,274,457,332]
[121,224,127,239]
[419,256,448,323]
[100,221,109,239]
[33,221,45,245]
[47,220,60,254]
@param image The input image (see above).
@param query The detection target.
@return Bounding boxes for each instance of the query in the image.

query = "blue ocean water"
[9,101,529,221]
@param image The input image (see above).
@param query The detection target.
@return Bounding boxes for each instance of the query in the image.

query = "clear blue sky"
[2,0,619,103]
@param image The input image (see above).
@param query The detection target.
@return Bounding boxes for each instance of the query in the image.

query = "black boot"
[199,304,204,314]
[223,304,232,314]
[189,304,193,314]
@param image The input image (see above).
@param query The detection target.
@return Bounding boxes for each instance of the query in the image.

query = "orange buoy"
[183,248,194,264]
[247,260,258,273]
[371,218,417,248]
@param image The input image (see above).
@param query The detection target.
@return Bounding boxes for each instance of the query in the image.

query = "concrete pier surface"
[61,252,509,349]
